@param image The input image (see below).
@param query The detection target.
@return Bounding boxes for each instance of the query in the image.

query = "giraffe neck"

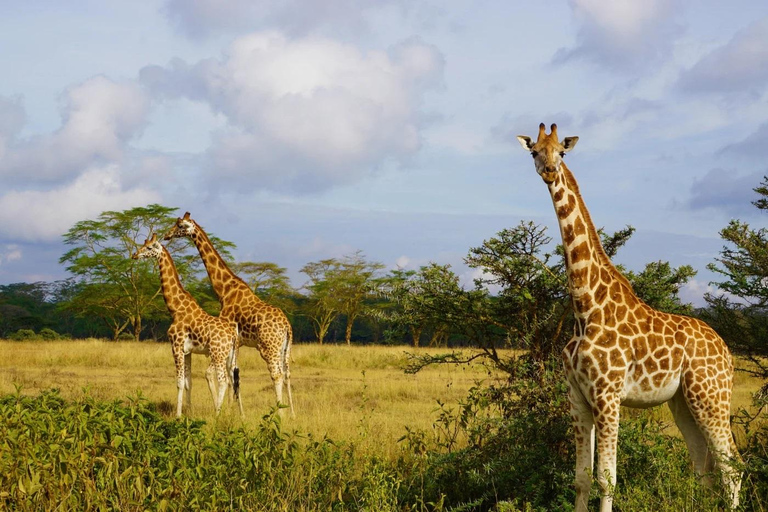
[156,246,196,317]
[548,164,634,317]
[189,222,250,300]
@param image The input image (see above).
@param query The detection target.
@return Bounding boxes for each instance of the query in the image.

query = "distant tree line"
[1,178,767,380]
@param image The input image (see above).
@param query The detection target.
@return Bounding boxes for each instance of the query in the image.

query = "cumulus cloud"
[688,167,764,213]
[553,0,683,72]
[0,76,150,183]
[678,17,768,97]
[164,0,405,39]
[0,165,161,242]
[141,32,444,192]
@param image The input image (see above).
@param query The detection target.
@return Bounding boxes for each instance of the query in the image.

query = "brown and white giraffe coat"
[164,213,295,416]
[518,123,741,511]
[132,233,242,418]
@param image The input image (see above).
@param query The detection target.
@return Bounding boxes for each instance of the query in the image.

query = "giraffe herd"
[131,123,742,511]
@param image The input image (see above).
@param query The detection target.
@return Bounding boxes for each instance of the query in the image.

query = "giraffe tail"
[232,324,241,399]
[233,367,240,398]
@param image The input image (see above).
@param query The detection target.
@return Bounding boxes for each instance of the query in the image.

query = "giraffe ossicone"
[517,123,741,511]
[164,212,295,417]
[132,233,243,418]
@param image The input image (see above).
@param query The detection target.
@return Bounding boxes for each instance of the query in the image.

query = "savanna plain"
[0,340,496,453]
[2,339,766,511]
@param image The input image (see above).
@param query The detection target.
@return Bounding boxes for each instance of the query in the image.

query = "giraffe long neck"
[549,164,633,317]
[156,246,196,317]
[189,223,246,300]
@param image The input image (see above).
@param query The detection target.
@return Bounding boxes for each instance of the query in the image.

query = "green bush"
[0,388,400,511]
[396,353,768,511]
[8,329,36,341]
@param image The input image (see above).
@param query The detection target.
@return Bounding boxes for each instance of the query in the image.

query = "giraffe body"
[165,213,295,416]
[132,234,243,418]
[517,124,741,511]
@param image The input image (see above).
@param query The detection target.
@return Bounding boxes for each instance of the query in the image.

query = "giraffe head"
[517,123,579,184]
[132,233,164,260]
[164,212,197,241]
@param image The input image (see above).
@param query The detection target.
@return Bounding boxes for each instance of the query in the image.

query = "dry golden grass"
[1,339,764,455]
[0,340,498,457]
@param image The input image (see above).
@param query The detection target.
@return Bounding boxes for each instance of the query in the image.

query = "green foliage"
[625,261,696,316]
[396,353,768,511]
[704,176,768,379]
[300,252,385,344]
[0,388,401,511]
[8,329,37,341]
[8,328,67,341]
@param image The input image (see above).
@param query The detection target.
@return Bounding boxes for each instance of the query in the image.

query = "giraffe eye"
[559,151,566,158]
[531,151,538,158]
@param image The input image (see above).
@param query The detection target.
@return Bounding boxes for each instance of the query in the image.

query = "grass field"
[1,339,764,455]
[0,340,502,458]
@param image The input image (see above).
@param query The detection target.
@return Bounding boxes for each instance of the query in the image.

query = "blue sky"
[1,0,767,305]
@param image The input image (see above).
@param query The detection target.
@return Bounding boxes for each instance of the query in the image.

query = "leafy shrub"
[38,328,64,340]
[8,329,36,341]
[0,388,401,511]
[396,353,768,511]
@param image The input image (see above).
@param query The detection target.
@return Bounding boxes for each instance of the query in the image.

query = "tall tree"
[300,252,384,344]
[334,252,385,345]
[300,258,341,344]
[59,204,234,341]
[704,176,768,380]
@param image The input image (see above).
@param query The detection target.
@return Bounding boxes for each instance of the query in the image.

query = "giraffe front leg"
[184,353,192,414]
[214,359,229,415]
[594,397,621,512]
[172,345,186,418]
[568,385,595,512]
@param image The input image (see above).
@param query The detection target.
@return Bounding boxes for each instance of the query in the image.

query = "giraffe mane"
[561,164,635,293]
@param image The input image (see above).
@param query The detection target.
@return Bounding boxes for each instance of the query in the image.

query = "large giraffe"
[132,233,243,418]
[517,123,741,511]
[164,212,295,416]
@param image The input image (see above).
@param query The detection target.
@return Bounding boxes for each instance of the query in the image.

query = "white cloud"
[141,32,444,192]
[0,245,22,266]
[678,17,768,97]
[0,76,150,182]
[554,0,683,72]
[0,165,162,242]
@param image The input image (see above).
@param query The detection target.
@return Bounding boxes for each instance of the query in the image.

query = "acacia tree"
[403,221,696,370]
[334,252,385,345]
[300,258,341,344]
[60,204,234,341]
[704,176,768,380]
[300,252,384,344]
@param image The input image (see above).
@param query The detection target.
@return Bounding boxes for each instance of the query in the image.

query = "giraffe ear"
[517,136,534,151]
[150,233,157,243]
[562,137,579,152]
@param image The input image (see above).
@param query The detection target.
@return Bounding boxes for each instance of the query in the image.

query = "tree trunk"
[410,326,423,347]
[345,316,354,345]
[133,315,142,342]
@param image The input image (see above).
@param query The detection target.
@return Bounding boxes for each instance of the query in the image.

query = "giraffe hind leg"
[668,388,713,478]
[205,363,218,411]
[679,383,742,508]
[282,332,295,417]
